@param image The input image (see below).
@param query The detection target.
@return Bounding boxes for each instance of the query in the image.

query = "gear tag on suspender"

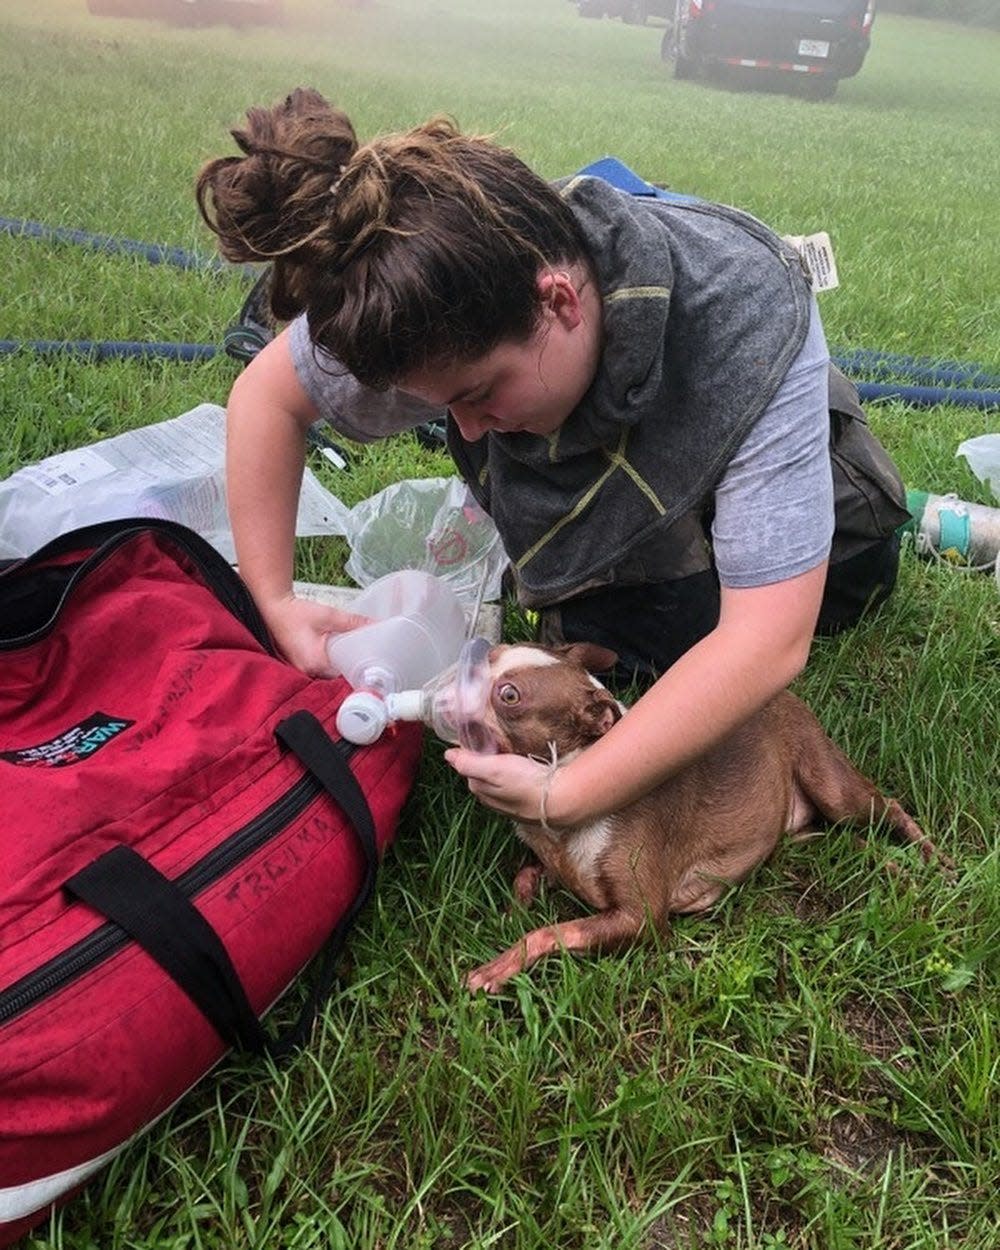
[783,232,840,293]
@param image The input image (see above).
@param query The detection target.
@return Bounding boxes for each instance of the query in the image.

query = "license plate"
[798,39,830,58]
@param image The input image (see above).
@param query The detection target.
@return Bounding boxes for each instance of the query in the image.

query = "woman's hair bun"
[195,87,358,319]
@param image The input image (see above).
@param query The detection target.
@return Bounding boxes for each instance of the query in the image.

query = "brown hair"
[196,90,591,388]
[196,87,358,322]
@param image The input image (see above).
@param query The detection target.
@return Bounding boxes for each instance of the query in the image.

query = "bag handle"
[66,844,271,1054]
[1,518,273,652]
[269,710,379,1057]
[65,710,378,1060]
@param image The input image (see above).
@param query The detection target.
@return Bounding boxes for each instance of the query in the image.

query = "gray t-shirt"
[288,299,834,589]
[711,295,834,587]
[289,314,438,443]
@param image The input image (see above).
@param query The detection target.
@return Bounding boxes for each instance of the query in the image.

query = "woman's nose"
[449,405,493,442]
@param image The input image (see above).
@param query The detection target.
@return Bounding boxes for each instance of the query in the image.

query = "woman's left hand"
[444,748,555,824]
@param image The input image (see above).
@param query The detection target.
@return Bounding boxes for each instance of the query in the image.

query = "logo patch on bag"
[1,712,134,767]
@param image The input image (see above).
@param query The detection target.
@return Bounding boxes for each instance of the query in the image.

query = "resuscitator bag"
[325,569,469,696]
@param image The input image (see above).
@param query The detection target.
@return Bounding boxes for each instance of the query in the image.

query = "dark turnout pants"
[537,534,901,687]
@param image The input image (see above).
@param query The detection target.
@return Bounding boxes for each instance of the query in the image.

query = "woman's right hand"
[261,593,370,677]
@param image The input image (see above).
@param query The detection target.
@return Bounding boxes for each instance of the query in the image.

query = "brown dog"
[466,642,943,993]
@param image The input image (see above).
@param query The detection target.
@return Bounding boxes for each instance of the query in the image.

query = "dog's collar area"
[531,741,560,834]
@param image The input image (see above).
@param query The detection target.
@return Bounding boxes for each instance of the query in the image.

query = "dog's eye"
[497,682,520,706]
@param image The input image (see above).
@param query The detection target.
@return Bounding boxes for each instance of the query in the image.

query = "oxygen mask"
[336,636,498,753]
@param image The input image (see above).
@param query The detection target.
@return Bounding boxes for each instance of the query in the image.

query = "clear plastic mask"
[337,636,499,751]
[418,636,498,754]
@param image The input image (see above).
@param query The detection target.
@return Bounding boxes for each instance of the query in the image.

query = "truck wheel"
[663,31,697,77]
[663,2,697,76]
[674,50,697,78]
[805,75,838,99]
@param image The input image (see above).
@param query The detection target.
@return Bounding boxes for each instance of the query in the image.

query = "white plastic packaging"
[0,405,351,562]
[956,434,1000,503]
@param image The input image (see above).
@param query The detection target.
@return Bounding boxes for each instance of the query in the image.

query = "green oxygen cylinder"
[901,489,1000,584]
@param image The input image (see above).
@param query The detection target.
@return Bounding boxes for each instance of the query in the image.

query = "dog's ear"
[579,688,622,739]
[558,642,619,675]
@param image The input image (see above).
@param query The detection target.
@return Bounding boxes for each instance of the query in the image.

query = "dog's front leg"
[466,908,642,994]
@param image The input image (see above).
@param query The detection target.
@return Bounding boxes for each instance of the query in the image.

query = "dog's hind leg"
[792,720,946,867]
[466,908,643,994]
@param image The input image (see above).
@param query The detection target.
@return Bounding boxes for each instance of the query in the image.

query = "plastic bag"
[0,405,350,562]
[0,410,508,605]
[956,434,1000,504]
[343,476,508,610]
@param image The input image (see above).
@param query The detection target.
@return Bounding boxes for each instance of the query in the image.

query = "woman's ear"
[536,269,584,330]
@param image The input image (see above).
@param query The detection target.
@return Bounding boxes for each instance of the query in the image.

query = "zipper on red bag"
[0,739,358,1027]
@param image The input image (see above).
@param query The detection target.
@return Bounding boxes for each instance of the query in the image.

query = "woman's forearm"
[225,333,319,607]
[545,566,826,824]
[226,394,306,604]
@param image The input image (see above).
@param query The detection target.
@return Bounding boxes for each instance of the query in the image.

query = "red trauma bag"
[0,520,423,1245]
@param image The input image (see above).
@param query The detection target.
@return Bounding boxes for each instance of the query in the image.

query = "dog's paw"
[512,864,544,906]
[466,955,520,994]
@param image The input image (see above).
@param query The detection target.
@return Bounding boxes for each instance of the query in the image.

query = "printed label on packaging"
[20,447,115,495]
[784,231,840,292]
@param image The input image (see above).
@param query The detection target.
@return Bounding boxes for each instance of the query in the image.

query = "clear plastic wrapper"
[343,476,507,609]
[956,434,1000,503]
[0,405,350,562]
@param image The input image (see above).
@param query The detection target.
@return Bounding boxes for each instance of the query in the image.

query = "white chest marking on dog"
[564,816,614,881]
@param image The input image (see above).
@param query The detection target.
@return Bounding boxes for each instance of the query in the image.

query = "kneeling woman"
[197,88,908,827]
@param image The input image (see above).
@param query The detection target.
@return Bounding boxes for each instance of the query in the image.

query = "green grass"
[3,0,999,1246]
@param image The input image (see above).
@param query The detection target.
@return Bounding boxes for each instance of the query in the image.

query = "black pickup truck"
[578,0,672,23]
[661,0,877,97]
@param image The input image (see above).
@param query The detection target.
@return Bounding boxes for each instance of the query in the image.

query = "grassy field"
[2,0,999,1246]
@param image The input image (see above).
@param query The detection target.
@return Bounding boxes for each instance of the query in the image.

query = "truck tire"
[805,74,838,99]
[662,29,697,77]
[663,2,697,76]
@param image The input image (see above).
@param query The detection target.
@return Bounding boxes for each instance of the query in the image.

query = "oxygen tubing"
[853,381,1000,411]
[0,340,218,362]
[0,217,225,273]
[832,349,1000,391]
[3,340,998,408]
[4,218,999,406]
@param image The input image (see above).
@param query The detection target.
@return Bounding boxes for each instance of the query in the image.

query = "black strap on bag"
[0,518,274,653]
[65,710,378,1060]
[269,710,380,1058]
[66,844,270,1054]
